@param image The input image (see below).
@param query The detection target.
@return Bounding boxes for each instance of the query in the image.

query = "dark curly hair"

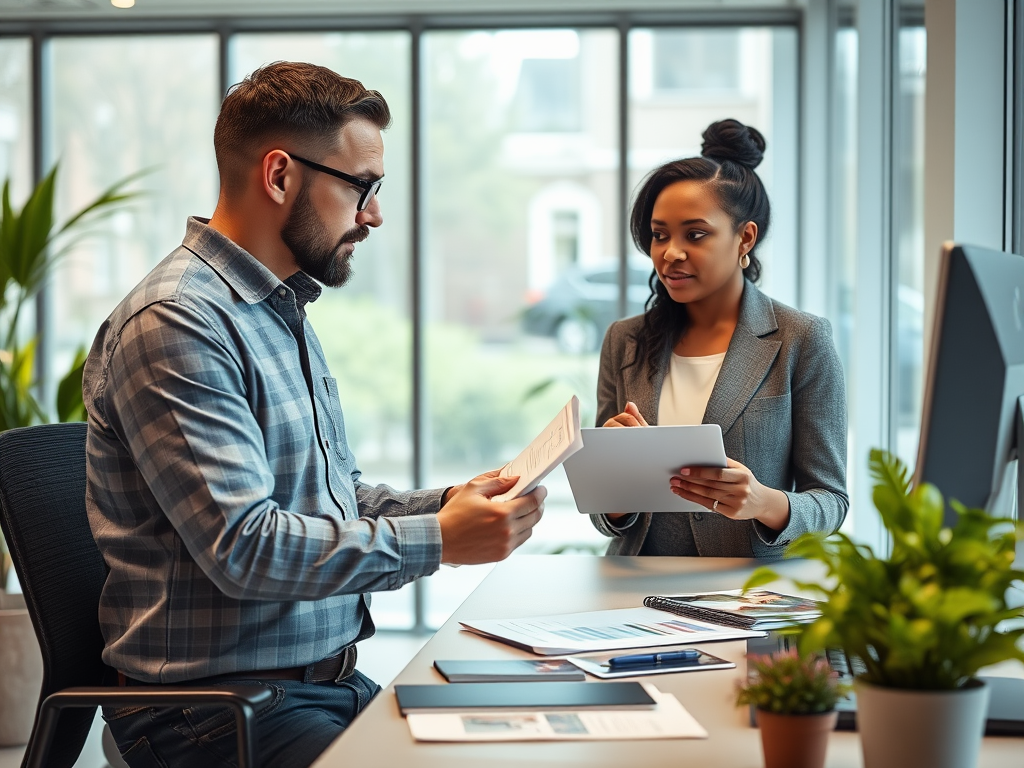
[628,118,772,380]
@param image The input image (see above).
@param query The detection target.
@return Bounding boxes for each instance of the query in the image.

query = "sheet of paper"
[460,606,763,655]
[406,683,708,742]
[492,395,582,502]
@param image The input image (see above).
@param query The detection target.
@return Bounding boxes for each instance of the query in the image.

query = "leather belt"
[118,645,357,687]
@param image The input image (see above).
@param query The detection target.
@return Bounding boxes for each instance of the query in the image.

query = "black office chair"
[0,423,271,768]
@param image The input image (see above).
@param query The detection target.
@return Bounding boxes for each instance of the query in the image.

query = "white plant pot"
[0,592,43,746]
[854,678,989,768]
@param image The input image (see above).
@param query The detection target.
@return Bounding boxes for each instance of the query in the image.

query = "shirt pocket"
[322,377,350,461]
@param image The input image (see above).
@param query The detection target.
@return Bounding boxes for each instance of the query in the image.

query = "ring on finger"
[712,499,719,512]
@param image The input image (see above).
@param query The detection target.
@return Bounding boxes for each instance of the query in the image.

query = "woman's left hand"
[669,458,791,531]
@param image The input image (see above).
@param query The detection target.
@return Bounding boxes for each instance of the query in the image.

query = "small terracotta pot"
[755,708,838,768]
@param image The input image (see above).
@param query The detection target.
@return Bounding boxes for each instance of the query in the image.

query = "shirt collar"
[181,217,322,307]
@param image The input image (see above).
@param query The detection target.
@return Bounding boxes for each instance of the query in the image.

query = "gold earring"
[740,252,751,269]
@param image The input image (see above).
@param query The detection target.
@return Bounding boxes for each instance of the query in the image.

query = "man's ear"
[262,150,293,204]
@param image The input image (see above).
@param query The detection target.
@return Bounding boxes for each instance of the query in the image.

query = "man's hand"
[437,470,546,565]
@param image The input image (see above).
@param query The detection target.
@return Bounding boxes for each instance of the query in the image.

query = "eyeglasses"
[288,153,383,211]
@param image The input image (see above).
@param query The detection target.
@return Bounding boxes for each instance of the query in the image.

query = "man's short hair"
[214,61,391,196]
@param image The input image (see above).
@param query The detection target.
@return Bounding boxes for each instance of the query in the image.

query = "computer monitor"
[915,243,1024,525]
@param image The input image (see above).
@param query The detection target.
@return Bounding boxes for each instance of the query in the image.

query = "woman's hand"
[603,402,648,521]
[603,401,649,428]
[669,458,791,531]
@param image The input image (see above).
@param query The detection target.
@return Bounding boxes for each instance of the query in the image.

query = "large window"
[0,36,33,385]
[893,24,926,468]
[421,28,617,622]
[16,14,812,631]
[832,22,858,535]
[0,38,31,205]
[834,5,929,549]
[47,35,219,391]
[230,31,419,628]
[422,28,615,549]
[629,27,799,304]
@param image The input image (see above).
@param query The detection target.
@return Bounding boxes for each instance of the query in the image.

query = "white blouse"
[657,352,726,426]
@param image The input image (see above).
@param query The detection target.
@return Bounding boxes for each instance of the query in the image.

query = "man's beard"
[280,181,368,288]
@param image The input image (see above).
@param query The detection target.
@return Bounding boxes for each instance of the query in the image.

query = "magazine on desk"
[405,683,708,742]
[642,589,821,631]
[460,606,763,656]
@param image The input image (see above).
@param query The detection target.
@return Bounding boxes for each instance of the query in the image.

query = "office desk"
[313,555,1022,767]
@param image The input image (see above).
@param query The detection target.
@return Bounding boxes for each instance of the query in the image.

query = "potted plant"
[0,163,141,745]
[746,449,1024,768]
[736,647,848,768]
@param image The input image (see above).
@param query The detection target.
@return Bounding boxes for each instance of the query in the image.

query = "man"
[83,61,546,768]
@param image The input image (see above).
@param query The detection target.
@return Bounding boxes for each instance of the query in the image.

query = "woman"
[591,119,848,559]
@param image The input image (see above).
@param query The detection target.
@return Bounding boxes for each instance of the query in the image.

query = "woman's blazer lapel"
[619,331,667,426]
[703,281,782,433]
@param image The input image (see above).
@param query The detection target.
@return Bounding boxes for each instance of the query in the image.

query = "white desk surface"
[313,555,1023,767]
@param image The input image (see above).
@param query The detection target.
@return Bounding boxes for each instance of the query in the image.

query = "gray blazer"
[591,280,848,559]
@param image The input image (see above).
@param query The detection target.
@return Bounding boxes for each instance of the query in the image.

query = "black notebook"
[434,659,585,683]
[644,589,821,631]
[395,681,655,715]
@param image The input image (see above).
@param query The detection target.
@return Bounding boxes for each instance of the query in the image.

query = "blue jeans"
[103,670,381,768]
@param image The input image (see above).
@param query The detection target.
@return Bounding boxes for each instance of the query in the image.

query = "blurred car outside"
[521,264,654,353]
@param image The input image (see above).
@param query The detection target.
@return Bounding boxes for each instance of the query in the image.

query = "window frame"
[7,1,964,629]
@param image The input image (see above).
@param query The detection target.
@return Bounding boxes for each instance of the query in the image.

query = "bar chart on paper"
[460,607,762,655]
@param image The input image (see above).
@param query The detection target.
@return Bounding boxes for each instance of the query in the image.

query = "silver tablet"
[563,425,728,515]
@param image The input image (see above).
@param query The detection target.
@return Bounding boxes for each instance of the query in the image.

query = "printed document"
[492,396,583,502]
[460,606,762,655]
[406,683,707,742]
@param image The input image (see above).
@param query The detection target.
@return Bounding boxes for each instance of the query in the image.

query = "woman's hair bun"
[700,119,766,170]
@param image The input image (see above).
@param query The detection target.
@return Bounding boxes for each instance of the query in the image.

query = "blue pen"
[607,649,701,668]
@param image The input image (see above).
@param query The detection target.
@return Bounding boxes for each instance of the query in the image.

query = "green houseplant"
[1,165,142,430]
[736,648,848,768]
[0,164,141,746]
[745,448,1024,768]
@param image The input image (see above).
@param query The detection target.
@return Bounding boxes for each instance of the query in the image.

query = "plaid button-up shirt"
[84,217,443,683]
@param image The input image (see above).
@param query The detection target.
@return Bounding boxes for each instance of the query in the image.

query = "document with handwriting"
[492,396,582,502]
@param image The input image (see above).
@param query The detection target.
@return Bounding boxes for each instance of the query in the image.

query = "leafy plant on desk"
[736,648,849,715]
[745,448,1024,690]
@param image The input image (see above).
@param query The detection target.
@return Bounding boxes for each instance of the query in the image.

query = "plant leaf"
[8,165,58,293]
[54,165,151,237]
[742,566,781,591]
[522,378,556,403]
[0,179,14,307]
[56,347,88,423]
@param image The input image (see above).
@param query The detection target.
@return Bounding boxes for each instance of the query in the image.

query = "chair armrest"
[27,685,272,768]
